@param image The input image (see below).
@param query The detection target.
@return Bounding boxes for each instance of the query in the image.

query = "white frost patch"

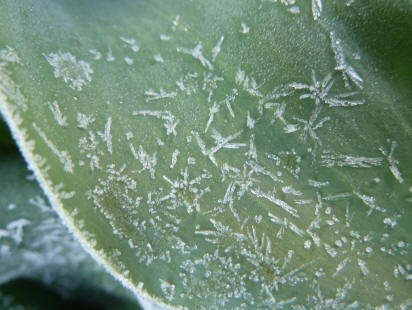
[144,88,177,102]
[124,57,133,65]
[246,111,256,129]
[156,137,165,146]
[192,129,246,166]
[125,132,134,140]
[324,243,338,258]
[153,54,164,63]
[160,34,171,41]
[28,195,51,212]
[293,106,330,146]
[162,167,211,214]
[0,46,21,63]
[47,100,67,127]
[160,279,176,301]
[170,149,180,169]
[330,31,363,89]
[282,186,302,196]
[203,72,224,102]
[379,139,404,184]
[177,42,213,70]
[120,36,139,52]
[221,88,238,117]
[354,191,386,216]
[106,48,115,62]
[290,70,364,106]
[53,183,75,200]
[133,110,179,136]
[333,257,350,278]
[268,212,305,239]
[211,35,224,62]
[88,49,102,60]
[268,0,300,14]
[0,48,28,112]
[78,131,102,171]
[320,151,383,168]
[187,157,196,165]
[245,134,257,160]
[308,179,330,188]
[269,102,288,126]
[284,124,299,133]
[251,188,299,218]
[288,6,300,14]
[33,122,74,173]
[312,0,322,20]
[129,144,157,179]
[44,51,93,91]
[172,15,180,31]
[358,259,369,276]
[76,112,95,129]
[205,102,219,133]
[97,117,113,154]
[0,219,30,245]
[322,193,352,201]
[176,72,198,95]
[235,68,263,97]
[240,22,250,34]
[7,203,16,210]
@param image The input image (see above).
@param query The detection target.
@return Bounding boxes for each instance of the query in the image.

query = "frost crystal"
[240,22,250,34]
[47,100,67,127]
[290,70,364,107]
[330,31,364,89]
[177,42,213,70]
[193,129,246,166]
[312,0,322,21]
[97,117,113,154]
[293,106,330,145]
[33,122,74,173]
[379,139,404,184]
[162,167,211,213]
[76,113,95,129]
[130,144,157,179]
[320,151,383,168]
[44,51,93,91]
[133,110,179,136]
[160,279,176,301]
[144,88,177,102]
[0,46,21,63]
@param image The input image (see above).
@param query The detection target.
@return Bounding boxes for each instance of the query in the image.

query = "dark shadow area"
[0,277,141,310]
[0,118,19,154]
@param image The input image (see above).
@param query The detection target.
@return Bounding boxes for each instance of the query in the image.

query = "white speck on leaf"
[240,22,250,34]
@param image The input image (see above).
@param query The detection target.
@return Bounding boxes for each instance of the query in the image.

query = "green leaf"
[0,0,411,308]
[0,149,142,309]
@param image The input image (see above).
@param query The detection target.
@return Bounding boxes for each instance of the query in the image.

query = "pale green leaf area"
[0,0,411,309]
[0,148,141,309]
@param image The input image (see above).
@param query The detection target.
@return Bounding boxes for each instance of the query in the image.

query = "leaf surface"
[0,0,411,308]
